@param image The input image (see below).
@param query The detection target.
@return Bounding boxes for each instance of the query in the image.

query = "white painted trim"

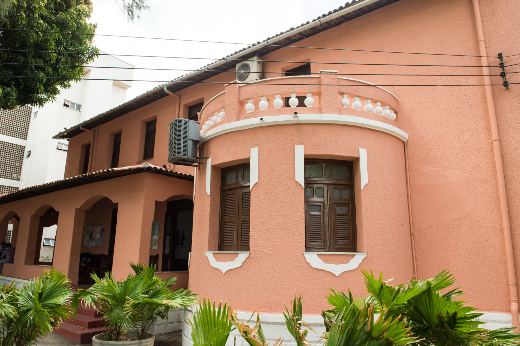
[200,91,226,114]
[250,147,259,190]
[193,167,196,199]
[359,148,368,190]
[303,252,367,276]
[337,77,398,100]
[205,157,211,196]
[295,145,305,188]
[205,251,250,274]
[0,134,27,147]
[201,114,408,143]
[0,178,20,188]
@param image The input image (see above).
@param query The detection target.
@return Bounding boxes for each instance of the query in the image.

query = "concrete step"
[76,305,103,318]
[53,322,105,344]
[66,313,104,329]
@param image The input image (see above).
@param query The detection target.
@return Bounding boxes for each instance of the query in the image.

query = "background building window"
[188,103,203,121]
[220,164,250,251]
[304,160,355,252]
[63,100,82,111]
[111,132,122,168]
[143,120,156,160]
[82,144,91,174]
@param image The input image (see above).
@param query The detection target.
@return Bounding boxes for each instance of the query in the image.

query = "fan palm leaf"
[190,298,235,346]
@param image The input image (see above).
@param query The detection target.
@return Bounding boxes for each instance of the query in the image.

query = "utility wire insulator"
[498,53,509,89]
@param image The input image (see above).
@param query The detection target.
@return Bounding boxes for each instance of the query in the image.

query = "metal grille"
[0,185,18,195]
[0,105,32,140]
[6,229,12,243]
[0,141,25,181]
[172,119,188,158]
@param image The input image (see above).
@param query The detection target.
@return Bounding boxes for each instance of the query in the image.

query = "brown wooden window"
[220,164,250,251]
[188,103,203,121]
[82,144,91,174]
[304,160,355,252]
[143,120,156,160]
[110,132,121,168]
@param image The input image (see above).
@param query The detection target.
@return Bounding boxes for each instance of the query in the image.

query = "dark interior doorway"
[78,202,118,284]
[162,199,193,271]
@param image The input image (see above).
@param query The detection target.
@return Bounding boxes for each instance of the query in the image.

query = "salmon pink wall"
[187,0,517,315]
[190,123,412,314]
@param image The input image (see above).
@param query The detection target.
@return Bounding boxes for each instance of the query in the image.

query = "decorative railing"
[198,73,399,135]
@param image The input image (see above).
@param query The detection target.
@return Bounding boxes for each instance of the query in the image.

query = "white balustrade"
[273,94,283,108]
[383,106,392,118]
[259,96,268,110]
[363,99,373,113]
[341,94,350,108]
[288,93,299,107]
[206,118,214,127]
[219,108,225,121]
[245,99,255,113]
[352,96,362,110]
[304,93,314,107]
[338,95,396,120]
[212,112,219,123]
[374,102,384,115]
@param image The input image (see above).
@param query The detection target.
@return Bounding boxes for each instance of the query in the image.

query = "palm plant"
[0,268,73,346]
[190,298,235,346]
[72,263,197,341]
[230,310,282,346]
[354,270,520,346]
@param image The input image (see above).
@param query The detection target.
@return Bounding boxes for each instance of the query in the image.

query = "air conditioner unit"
[236,56,262,83]
[168,118,200,165]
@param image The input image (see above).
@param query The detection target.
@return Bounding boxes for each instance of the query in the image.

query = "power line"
[5,76,514,87]
[2,62,505,77]
[1,49,502,68]
[0,28,499,59]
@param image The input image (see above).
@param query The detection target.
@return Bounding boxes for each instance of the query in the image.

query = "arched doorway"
[36,207,59,265]
[78,197,118,284]
[162,199,193,272]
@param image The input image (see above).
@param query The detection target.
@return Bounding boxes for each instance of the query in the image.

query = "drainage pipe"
[471,0,519,330]
[404,142,418,279]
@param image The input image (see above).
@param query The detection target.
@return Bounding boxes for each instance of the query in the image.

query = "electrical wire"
[0,28,499,59]
[1,62,504,77]
[1,49,501,68]
[5,76,514,87]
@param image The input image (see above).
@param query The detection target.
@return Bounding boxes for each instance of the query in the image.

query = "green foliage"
[114,0,149,21]
[284,296,315,346]
[72,264,197,341]
[0,0,99,109]
[355,270,520,346]
[190,298,235,346]
[0,268,73,346]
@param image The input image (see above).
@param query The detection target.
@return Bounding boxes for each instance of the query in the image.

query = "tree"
[114,0,149,22]
[0,0,99,109]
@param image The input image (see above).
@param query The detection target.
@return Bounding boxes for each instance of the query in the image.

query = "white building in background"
[19,54,133,189]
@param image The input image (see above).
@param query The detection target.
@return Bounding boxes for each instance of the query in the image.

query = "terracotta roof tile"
[0,164,193,205]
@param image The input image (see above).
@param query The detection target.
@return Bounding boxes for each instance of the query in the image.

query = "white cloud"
[89,0,350,99]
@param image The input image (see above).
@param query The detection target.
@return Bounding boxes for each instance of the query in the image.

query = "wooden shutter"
[305,184,327,251]
[238,188,250,250]
[331,186,354,251]
[220,189,238,251]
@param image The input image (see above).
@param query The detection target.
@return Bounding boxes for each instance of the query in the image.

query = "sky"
[89,0,351,100]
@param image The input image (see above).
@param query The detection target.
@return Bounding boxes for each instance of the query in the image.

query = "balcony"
[199,72,406,142]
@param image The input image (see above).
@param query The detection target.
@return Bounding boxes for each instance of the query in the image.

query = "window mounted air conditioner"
[168,118,200,165]
[236,56,262,83]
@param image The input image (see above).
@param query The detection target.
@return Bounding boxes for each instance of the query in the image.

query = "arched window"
[304,160,356,252]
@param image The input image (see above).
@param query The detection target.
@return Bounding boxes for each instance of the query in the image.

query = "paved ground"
[37,331,183,345]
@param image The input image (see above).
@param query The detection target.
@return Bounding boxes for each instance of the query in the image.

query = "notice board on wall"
[150,221,159,249]
[84,226,105,247]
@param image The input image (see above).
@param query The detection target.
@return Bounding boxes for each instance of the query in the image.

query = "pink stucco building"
[1,0,520,343]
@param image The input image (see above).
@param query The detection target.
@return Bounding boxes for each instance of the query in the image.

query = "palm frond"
[190,298,235,346]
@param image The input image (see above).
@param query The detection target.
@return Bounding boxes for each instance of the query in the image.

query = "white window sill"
[205,251,250,274]
[303,252,367,276]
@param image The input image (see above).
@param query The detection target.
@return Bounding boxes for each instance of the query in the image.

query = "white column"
[250,147,258,190]
[359,148,368,190]
[295,145,304,187]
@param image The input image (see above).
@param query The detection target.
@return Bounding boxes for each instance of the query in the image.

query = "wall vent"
[168,118,200,165]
